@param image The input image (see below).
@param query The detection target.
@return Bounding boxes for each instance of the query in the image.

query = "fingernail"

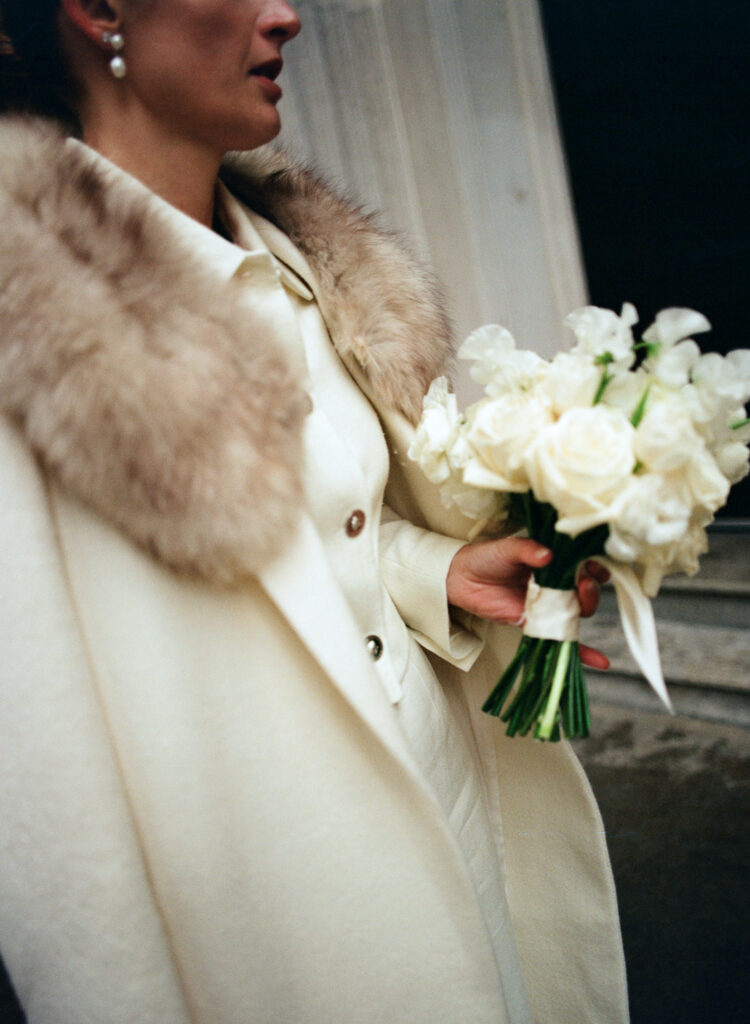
[586,559,610,581]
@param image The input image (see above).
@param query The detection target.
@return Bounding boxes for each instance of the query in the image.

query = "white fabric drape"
[279,0,587,402]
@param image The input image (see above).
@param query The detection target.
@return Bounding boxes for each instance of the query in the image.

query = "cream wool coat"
[0,116,629,1024]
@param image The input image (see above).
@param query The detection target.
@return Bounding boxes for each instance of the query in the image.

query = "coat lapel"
[256,514,425,778]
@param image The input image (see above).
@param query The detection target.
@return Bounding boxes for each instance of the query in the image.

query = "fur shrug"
[0,116,453,581]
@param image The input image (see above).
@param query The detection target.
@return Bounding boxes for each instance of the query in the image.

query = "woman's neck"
[82,113,222,228]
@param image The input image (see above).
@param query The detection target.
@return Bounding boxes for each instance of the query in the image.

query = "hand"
[446,537,610,670]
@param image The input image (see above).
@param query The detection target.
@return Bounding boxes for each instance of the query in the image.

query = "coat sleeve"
[379,506,485,670]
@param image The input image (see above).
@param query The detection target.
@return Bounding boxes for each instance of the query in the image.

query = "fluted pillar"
[280,0,586,398]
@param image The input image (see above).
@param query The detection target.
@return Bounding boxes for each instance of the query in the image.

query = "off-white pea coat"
[0,116,629,1024]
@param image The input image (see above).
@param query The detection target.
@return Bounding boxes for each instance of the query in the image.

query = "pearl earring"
[102,31,126,79]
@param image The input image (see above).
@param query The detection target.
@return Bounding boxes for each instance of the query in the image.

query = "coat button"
[345,510,366,537]
[366,635,383,660]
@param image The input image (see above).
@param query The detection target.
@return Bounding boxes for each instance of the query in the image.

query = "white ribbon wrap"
[599,557,674,713]
[523,580,580,641]
[521,561,673,714]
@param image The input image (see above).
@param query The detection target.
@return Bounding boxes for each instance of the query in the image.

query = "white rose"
[462,390,555,492]
[458,324,547,397]
[541,352,600,414]
[524,405,636,535]
[565,302,638,369]
[408,377,460,483]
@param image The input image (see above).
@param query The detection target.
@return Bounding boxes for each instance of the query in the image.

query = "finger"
[500,536,552,569]
[580,644,609,671]
[584,559,611,585]
[576,576,600,618]
[498,598,527,626]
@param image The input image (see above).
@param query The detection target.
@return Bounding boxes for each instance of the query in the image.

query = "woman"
[0,1,627,1022]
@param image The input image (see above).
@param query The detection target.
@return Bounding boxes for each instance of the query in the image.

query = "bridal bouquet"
[409,305,750,740]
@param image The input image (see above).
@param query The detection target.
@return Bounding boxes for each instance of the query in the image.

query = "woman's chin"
[230,109,283,152]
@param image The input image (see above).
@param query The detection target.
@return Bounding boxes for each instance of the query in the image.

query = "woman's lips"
[249,59,283,100]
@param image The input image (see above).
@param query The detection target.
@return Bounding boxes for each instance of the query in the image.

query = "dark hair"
[0,0,75,119]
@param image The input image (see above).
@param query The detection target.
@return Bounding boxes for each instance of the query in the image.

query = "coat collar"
[0,115,453,582]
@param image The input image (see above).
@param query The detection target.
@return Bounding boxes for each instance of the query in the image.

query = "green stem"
[535,640,572,740]
[482,638,529,716]
[631,383,652,427]
[592,367,612,405]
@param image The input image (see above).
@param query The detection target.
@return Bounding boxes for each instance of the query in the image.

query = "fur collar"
[0,116,452,581]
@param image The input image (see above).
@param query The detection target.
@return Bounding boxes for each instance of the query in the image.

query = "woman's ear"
[59,0,124,47]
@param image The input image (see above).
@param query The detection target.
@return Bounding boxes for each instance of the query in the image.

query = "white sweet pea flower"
[565,302,638,369]
[642,307,712,349]
[410,379,510,528]
[634,399,704,473]
[606,473,692,560]
[730,412,750,445]
[541,351,600,414]
[603,366,650,418]
[726,349,750,396]
[679,381,716,429]
[439,478,508,526]
[669,519,711,578]
[524,405,636,536]
[644,338,702,389]
[607,472,712,597]
[715,442,750,484]
[458,324,547,396]
[638,518,710,596]
[641,308,710,389]
[687,398,749,454]
[462,390,554,492]
[691,349,750,408]
[649,448,730,517]
[408,377,460,484]
[682,450,731,515]
[710,406,750,483]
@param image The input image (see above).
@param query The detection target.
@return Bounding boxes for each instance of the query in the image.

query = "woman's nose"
[261,2,302,44]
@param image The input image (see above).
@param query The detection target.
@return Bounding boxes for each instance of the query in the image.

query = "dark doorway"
[539,0,750,518]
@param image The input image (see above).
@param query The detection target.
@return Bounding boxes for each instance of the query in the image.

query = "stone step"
[582,672,750,730]
[678,528,750,591]
[577,527,749,700]
[594,585,748,631]
[580,615,749,693]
